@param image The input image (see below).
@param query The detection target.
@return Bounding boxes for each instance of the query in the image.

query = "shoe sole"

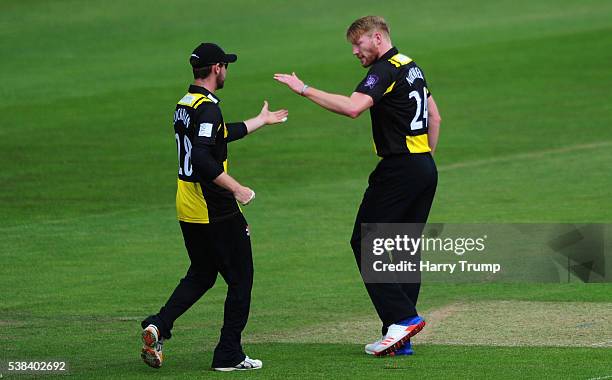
[141,327,162,368]
[367,345,414,356]
[388,349,414,356]
[213,366,262,372]
[374,320,425,357]
[142,327,157,348]
[141,347,162,368]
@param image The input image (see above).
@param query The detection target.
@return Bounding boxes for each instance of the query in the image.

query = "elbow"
[430,114,441,125]
[192,151,224,181]
[346,108,362,119]
[200,165,224,182]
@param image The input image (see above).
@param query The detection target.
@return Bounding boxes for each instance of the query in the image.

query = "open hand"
[273,72,305,95]
[259,100,288,125]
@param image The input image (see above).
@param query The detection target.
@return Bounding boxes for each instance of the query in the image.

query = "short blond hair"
[346,16,390,43]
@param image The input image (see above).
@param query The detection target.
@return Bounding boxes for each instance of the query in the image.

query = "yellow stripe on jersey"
[388,53,413,67]
[193,96,212,109]
[384,81,396,95]
[217,123,228,138]
[177,93,213,108]
[406,134,432,153]
[177,93,204,107]
[176,179,210,224]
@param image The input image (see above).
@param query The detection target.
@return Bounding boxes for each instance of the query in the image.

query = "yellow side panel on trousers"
[406,134,431,153]
[176,179,210,224]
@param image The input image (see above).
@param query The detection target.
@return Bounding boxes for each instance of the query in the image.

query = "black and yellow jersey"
[355,47,432,157]
[173,85,247,224]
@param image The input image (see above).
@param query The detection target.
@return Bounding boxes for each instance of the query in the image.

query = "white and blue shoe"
[370,316,425,357]
[366,338,414,356]
[391,341,414,356]
[213,356,263,372]
[365,337,383,355]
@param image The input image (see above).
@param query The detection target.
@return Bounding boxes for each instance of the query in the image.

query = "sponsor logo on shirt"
[198,122,213,137]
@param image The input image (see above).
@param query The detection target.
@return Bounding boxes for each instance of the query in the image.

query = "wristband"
[300,84,309,96]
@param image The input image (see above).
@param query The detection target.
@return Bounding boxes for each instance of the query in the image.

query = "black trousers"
[141,213,253,368]
[350,153,437,333]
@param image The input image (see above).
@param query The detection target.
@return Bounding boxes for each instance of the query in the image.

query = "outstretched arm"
[226,101,288,142]
[274,72,373,118]
[243,101,288,133]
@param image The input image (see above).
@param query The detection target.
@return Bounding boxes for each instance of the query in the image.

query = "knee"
[226,282,253,303]
[185,268,217,288]
[224,269,253,291]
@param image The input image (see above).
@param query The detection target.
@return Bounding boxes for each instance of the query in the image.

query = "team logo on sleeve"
[364,74,379,89]
[198,123,213,137]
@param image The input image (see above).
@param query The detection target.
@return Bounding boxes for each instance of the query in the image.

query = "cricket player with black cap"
[275,16,441,356]
[140,42,288,371]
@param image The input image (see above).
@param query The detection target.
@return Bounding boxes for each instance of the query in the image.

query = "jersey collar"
[188,84,221,104]
[378,47,399,63]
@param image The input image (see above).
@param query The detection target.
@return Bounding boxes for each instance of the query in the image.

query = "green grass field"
[1,0,611,378]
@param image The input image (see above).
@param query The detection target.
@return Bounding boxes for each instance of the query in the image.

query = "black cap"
[190,43,237,68]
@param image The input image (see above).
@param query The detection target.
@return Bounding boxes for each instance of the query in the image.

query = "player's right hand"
[273,72,304,95]
[234,186,256,205]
